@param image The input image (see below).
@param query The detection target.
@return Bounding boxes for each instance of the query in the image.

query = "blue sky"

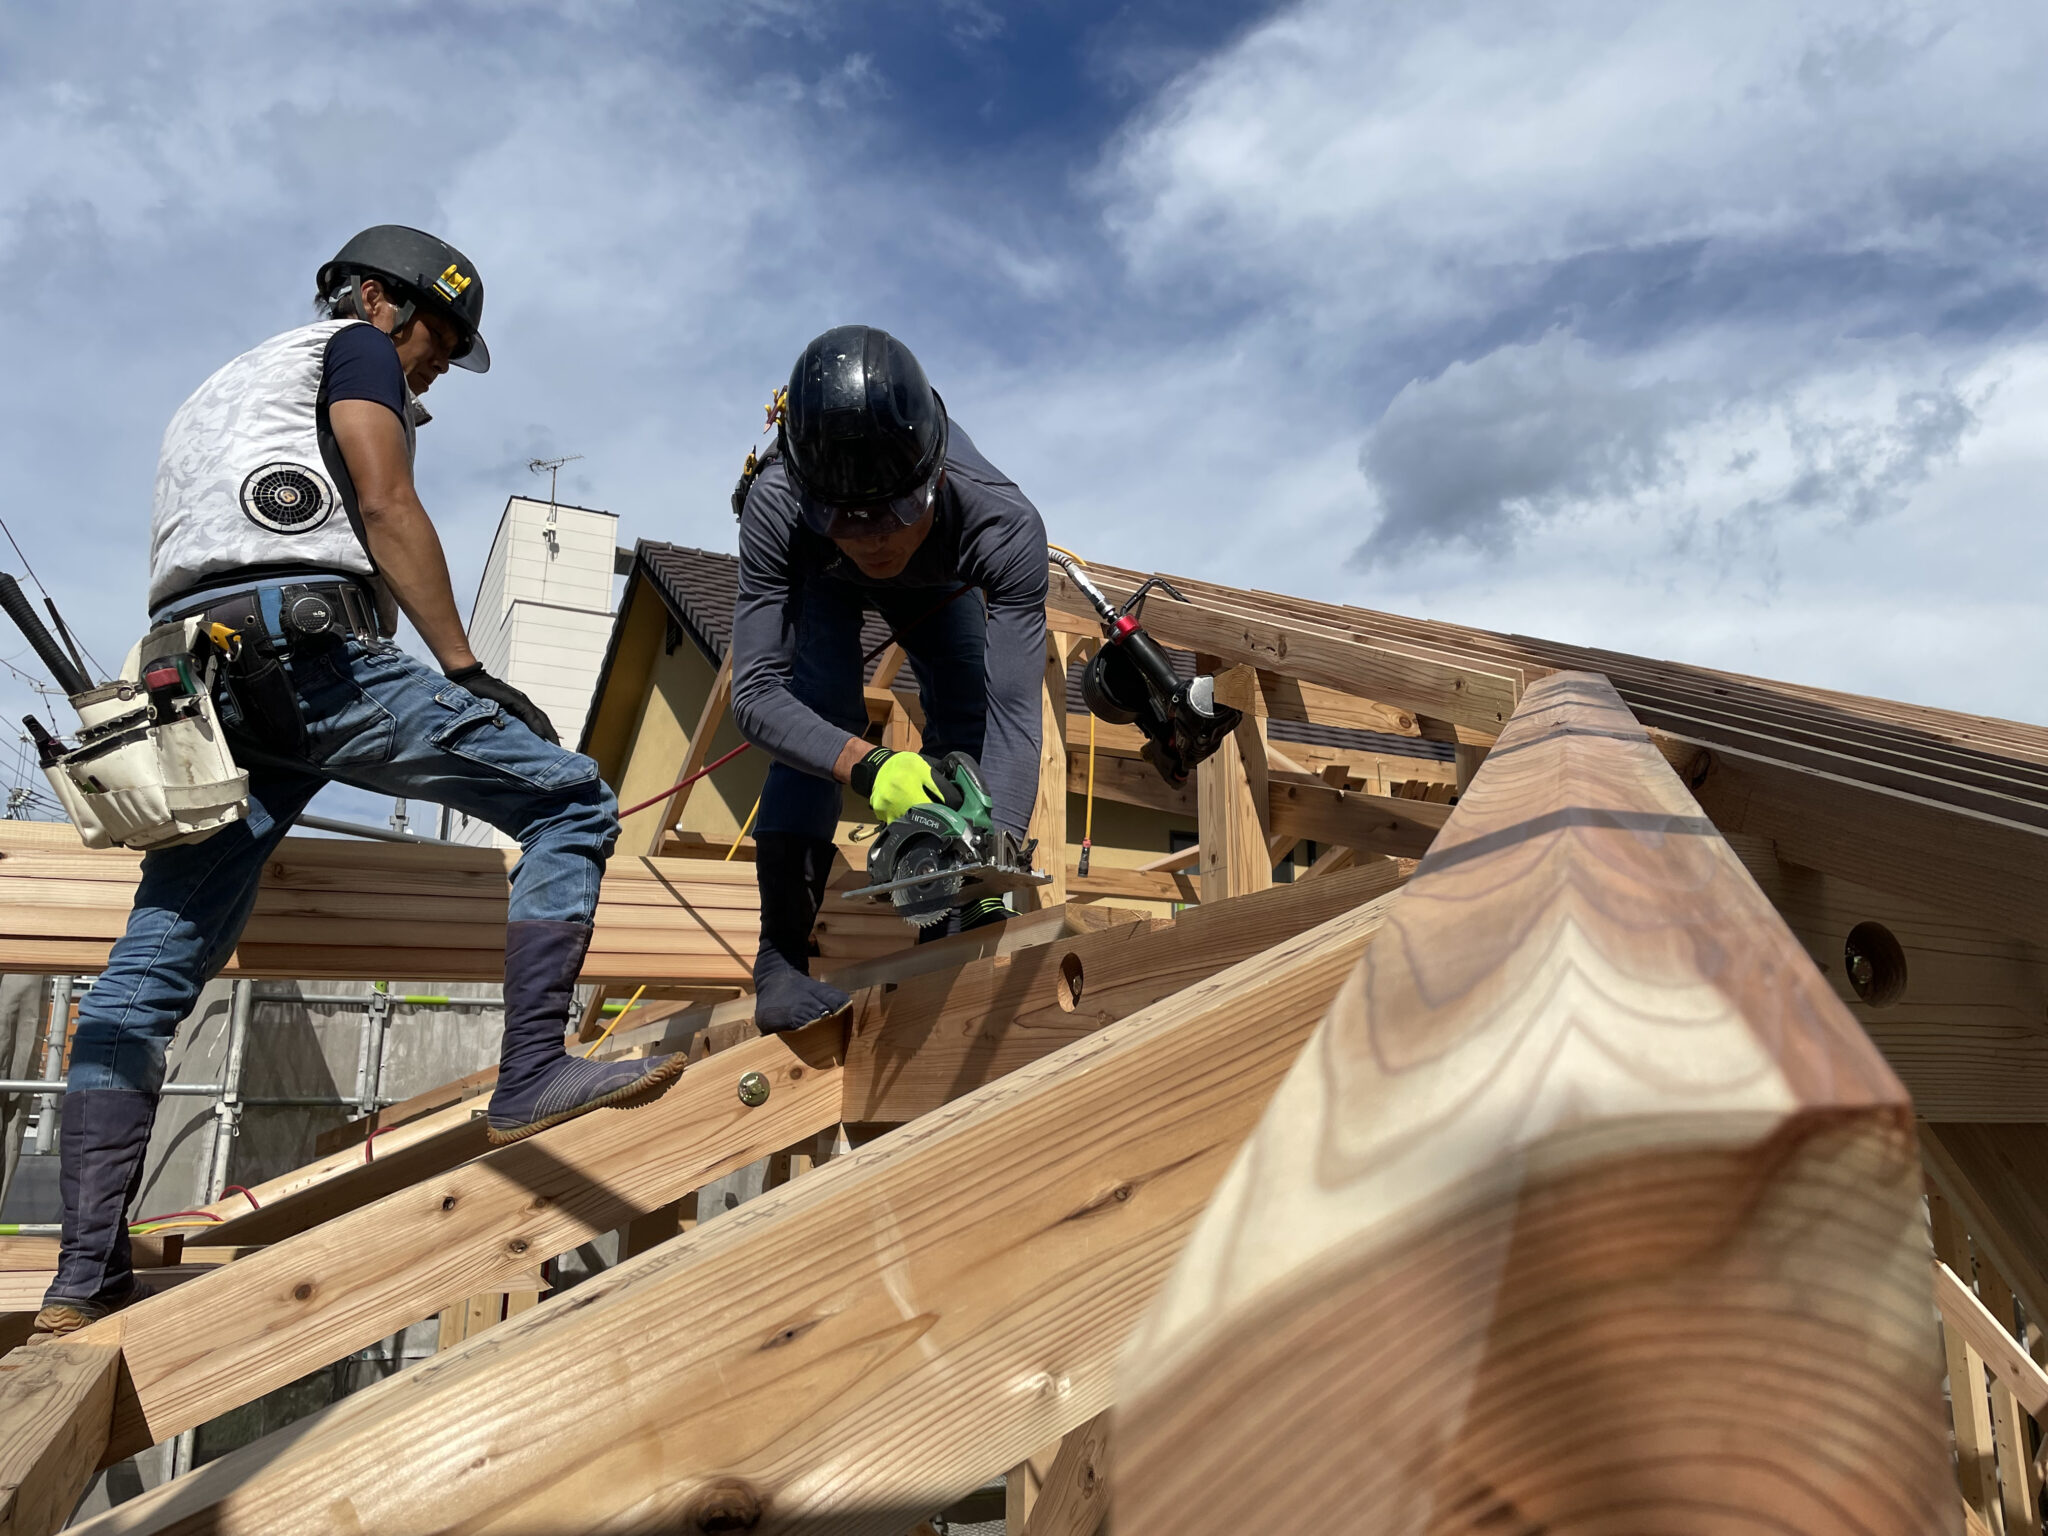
[1,0,2044,826]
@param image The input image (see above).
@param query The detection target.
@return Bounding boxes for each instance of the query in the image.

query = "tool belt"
[165,578,380,756]
[43,618,249,851]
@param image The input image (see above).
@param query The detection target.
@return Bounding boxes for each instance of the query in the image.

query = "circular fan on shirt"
[240,463,335,534]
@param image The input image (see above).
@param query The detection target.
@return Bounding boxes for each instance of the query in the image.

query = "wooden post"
[1197,664,1271,903]
[1978,1254,2038,1534]
[1019,1410,1111,1536]
[1024,633,1069,910]
[0,1330,120,1536]
[623,1192,698,1260]
[1932,1191,2002,1529]
[1117,671,1954,1536]
[643,653,733,856]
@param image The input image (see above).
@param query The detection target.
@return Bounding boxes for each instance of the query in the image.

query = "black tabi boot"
[485,919,685,1147]
[34,1089,157,1340]
[752,834,851,1034]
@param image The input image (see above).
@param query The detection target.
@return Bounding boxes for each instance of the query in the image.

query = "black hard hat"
[779,325,947,532]
[316,224,490,373]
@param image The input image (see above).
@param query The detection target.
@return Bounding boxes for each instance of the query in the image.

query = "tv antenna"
[527,454,583,512]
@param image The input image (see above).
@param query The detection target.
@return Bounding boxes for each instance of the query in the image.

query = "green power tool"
[840,751,1049,927]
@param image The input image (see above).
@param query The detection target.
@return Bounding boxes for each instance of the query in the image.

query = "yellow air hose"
[1045,544,1098,877]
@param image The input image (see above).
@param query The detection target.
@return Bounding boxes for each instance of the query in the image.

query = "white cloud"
[0,0,2043,840]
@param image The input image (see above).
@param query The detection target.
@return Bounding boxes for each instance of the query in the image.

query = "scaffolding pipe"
[254,991,505,1009]
[205,980,252,1205]
[357,985,391,1118]
[33,975,69,1156]
[0,1082,397,1107]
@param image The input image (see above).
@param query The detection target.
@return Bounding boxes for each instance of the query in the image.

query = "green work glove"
[849,747,942,823]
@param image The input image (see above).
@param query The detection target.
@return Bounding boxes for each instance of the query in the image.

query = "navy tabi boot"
[35,1089,157,1339]
[485,920,684,1147]
[752,834,850,1034]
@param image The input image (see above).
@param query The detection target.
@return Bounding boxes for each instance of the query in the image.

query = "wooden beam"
[96,1022,847,1466]
[1931,1191,2003,1527]
[1019,1411,1111,1536]
[1114,671,1952,1536]
[1026,634,1070,910]
[0,1329,120,1536]
[1265,774,1448,858]
[642,652,733,855]
[870,643,908,691]
[1730,840,2048,1120]
[1976,1251,2039,1535]
[1671,730,2048,948]
[82,892,1401,1534]
[0,824,905,984]
[1066,862,1192,906]
[1067,747,1195,818]
[1047,569,1522,732]
[86,874,1392,1469]
[843,859,1408,1122]
[1063,747,1446,862]
[1922,1124,2048,1331]
[1198,666,1271,902]
[1934,1259,2048,1418]
[206,907,1133,1247]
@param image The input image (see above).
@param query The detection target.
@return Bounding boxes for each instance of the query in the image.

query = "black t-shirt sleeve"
[320,324,408,420]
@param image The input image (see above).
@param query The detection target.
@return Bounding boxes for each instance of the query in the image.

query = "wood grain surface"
[68,894,1400,1535]
[0,1328,120,1536]
[0,823,901,982]
[843,859,1407,1121]
[1115,671,1951,1536]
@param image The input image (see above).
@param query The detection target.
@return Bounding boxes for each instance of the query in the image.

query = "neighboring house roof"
[583,539,1451,763]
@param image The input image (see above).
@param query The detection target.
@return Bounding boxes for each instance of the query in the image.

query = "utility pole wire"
[0,513,107,677]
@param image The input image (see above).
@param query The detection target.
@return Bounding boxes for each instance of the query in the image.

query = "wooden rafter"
[1113,671,1952,1536]
[74,893,1401,1533]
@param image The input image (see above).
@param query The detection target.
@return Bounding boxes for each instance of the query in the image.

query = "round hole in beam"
[1057,952,1084,1013]
[1844,922,1907,1009]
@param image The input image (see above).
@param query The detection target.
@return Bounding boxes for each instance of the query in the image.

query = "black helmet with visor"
[316,224,490,373]
[779,325,947,539]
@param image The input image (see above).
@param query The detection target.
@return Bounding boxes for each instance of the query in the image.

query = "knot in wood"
[292,1282,314,1302]
[685,1477,763,1532]
[440,1195,458,1212]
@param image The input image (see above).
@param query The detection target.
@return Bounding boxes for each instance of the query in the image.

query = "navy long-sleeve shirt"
[731,421,1049,835]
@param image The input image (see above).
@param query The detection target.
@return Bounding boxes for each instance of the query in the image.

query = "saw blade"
[887,834,966,926]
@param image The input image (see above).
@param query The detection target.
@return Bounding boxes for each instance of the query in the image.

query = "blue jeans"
[757,578,987,842]
[67,636,617,1095]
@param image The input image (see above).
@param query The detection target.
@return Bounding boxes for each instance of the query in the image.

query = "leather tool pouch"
[222,628,307,756]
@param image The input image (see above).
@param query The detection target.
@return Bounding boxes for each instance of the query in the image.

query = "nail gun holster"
[219,628,307,757]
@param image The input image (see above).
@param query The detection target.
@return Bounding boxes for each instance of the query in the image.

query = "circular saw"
[841,752,1050,927]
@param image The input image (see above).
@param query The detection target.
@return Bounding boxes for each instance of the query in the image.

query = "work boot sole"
[29,1282,144,1343]
[484,1052,688,1148]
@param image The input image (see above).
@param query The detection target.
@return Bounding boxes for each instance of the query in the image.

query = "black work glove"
[446,663,560,745]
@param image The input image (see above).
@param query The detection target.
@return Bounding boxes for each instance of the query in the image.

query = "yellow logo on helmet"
[433,263,472,301]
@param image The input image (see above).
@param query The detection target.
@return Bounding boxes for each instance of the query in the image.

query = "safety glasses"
[796,467,942,540]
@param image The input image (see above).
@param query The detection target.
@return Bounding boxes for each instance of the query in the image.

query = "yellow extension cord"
[1045,543,1098,870]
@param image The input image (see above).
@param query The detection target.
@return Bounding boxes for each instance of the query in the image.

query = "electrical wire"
[725,797,761,860]
[581,983,646,1059]
[0,515,106,676]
